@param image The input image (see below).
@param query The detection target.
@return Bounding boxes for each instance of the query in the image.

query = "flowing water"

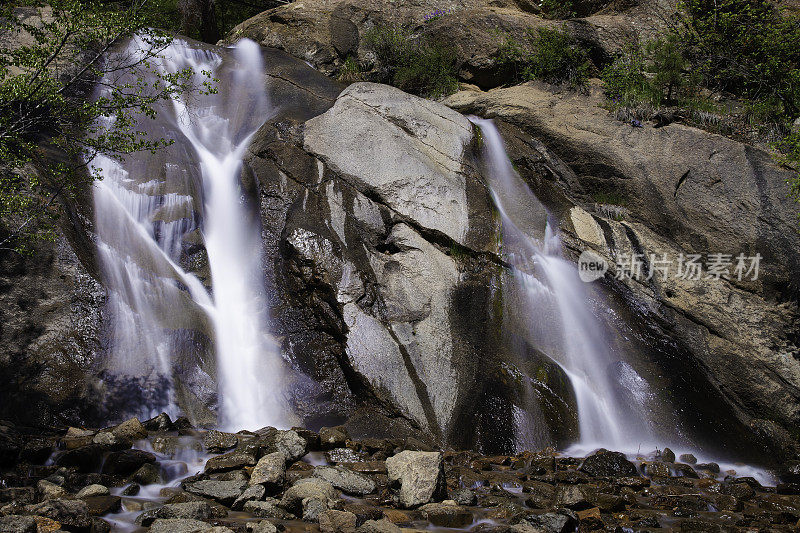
[92,37,288,431]
[470,117,647,450]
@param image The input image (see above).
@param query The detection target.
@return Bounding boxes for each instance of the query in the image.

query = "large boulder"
[385,451,446,508]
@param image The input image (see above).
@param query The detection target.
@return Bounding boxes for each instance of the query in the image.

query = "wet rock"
[385,451,446,508]
[420,502,473,527]
[143,412,174,432]
[184,480,247,506]
[62,427,95,450]
[202,431,238,453]
[341,503,385,525]
[319,427,349,449]
[516,511,576,533]
[0,515,37,533]
[660,448,676,463]
[523,481,555,509]
[672,463,699,478]
[679,453,697,464]
[578,451,637,477]
[696,462,721,474]
[232,484,266,511]
[303,497,329,521]
[246,520,278,533]
[780,461,800,484]
[132,462,162,485]
[36,480,67,500]
[313,465,376,496]
[0,488,35,505]
[83,495,121,515]
[204,451,255,473]
[110,418,148,441]
[249,452,286,490]
[270,430,308,462]
[25,499,92,529]
[319,509,357,533]
[76,484,109,498]
[148,518,212,533]
[551,485,591,511]
[122,484,140,496]
[721,482,755,500]
[20,438,55,464]
[451,488,477,506]
[136,502,213,526]
[55,443,105,472]
[280,478,338,515]
[641,461,671,478]
[243,498,296,520]
[101,449,156,476]
[355,519,402,533]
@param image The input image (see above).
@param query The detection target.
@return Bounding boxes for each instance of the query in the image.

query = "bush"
[497,27,591,87]
[775,130,800,201]
[540,0,577,19]
[364,25,459,98]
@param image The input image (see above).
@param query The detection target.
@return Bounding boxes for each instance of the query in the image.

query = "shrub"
[540,0,577,19]
[497,27,591,87]
[338,56,363,83]
[364,25,459,98]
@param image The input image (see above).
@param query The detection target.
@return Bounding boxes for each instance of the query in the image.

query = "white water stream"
[93,38,288,431]
[471,117,641,449]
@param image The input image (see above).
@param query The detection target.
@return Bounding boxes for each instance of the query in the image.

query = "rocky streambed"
[2,416,800,532]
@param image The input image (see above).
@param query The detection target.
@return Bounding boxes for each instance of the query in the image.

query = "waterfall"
[471,117,648,449]
[92,37,289,431]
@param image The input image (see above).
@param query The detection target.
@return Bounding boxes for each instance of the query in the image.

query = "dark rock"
[641,461,671,478]
[25,499,92,529]
[0,488,35,505]
[672,463,699,478]
[20,437,55,464]
[517,511,576,533]
[101,449,156,476]
[132,462,162,485]
[0,516,37,533]
[143,412,173,432]
[326,448,362,464]
[55,444,106,472]
[679,453,697,464]
[551,485,592,511]
[420,502,473,527]
[721,482,755,500]
[696,462,721,474]
[780,461,800,484]
[778,482,800,495]
[451,488,477,506]
[579,451,637,477]
[355,519,401,533]
[83,495,122,515]
[341,503,385,525]
[660,448,676,463]
[121,483,140,496]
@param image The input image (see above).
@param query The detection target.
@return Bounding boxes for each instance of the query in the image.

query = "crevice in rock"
[674,170,690,198]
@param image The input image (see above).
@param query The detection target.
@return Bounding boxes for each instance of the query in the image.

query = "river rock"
[148,518,212,533]
[0,515,37,533]
[132,462,162,485]
[76,484,110,498]
[136,502,213,526]
[247,520,278,533]
[578,451,637,477]
[679,453,697,464]
[420,502,473,527]
[232,484,266,511]
[243,498,296,520]
[355,519,402,533]
[24,499,92,529]
[319,509,358,533]
[385,451,446,508]
[202,431,238,453]
[319,426,348,449]
[204,451,256,473]
[184,480,247,506]
[36,480,66,500]
[143,412,173,432]
[280,478,338,515]
[312,465,375,496]
[82,495,121,515]
[249,452,286,490]
[110,418,147,441]
[55,444,105,472]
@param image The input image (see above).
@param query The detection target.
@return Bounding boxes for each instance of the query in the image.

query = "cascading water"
[471,117,649,449]
[93,37,289,431]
